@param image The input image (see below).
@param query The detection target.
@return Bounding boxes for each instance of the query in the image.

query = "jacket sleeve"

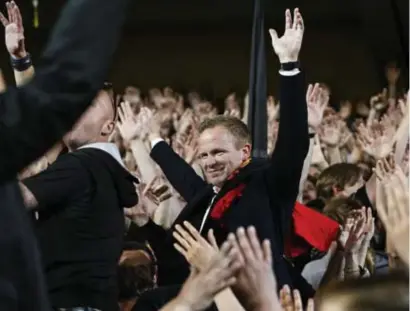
[0,0,128,184]
[150,141,208,203]
[265,72,309,230]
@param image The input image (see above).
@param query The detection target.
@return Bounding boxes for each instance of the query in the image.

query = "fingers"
[293,289,303,311]
[6,2,12,23]
[306,299,315,311]
[285,9,292,30]
[262,239,272,265]
[0,11,8,27]
[227,233,245,267]
[236,227,255,263]
[173,230,192,251]
[183,221,205,245]
[291,8,298,30]
[306,84,313,102]
[268,29,278,45]
[117,102,126,123]
[295,8,304,31]
[175,224,197,248]
[173,242,188,259]
[280,285,293,311]
[247,226,263,261]
[207,229,219,250]
[13,1,22,33]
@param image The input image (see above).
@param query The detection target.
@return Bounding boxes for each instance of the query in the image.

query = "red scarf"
[209,159,339,257]
[210,158,250,219]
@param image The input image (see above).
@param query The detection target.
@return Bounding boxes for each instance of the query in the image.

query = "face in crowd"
[196,117,251,189]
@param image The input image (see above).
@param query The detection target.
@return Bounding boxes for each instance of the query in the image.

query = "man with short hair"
[20,86,138,311]
[128,8,313,309]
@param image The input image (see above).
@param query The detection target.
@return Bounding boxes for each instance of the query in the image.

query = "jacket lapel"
[173,185,214,227]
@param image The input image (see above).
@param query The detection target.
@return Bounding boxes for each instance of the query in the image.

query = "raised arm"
[0,0,128,184]
[0,2,35,86]
[297,84,327,201]
[148,113,208,203]
[267,8,309,197]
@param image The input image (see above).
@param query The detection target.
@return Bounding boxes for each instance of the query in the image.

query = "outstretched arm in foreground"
[0,0,128,183]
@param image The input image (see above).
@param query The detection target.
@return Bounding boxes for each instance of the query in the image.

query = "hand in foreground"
[173,221,218,271]
[269,8,304,63]
[230,226,281,311]
[279,285,314,311]
[163,239,241,311]
[376,165,409,266]
[0,1,26,58]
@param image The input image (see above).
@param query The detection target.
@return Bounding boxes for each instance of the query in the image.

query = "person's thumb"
[269,29,279,45]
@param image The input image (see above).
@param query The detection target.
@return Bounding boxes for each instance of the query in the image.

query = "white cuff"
[279,69,301,76]
[151,138,164,149]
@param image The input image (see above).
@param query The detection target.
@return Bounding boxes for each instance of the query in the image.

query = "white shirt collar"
[78,142,124,167]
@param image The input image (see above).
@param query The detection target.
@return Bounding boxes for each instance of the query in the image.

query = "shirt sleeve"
[22,154,91,208]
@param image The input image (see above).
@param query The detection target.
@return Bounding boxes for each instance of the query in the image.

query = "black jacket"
[0,0,127,310]
[128,72,311,292]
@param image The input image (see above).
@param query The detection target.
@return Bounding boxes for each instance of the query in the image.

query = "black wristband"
[10,53,32,72]
[281,61,299,71]
[308,133,316,139]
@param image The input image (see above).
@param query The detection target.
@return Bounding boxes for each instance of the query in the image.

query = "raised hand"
[376,164,409,266]
[169,239,241,311]
[357,121,395,160]
[269,8,304,63]
[117,101,139,143]
[341,214,366,255]
[306,83,328,131]
[229,226,281,311]
[173,221,219,271]
[0,1,26,58]
[280,285,315,311]
[357,207,375,267]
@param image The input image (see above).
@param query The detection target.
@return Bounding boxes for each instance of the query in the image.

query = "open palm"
[0,2,26,58]
[269,8,304,63]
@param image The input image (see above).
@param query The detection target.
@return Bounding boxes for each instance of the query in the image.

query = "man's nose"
[204,156,217,167]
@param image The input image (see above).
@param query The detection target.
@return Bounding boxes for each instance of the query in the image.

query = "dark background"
[0,0,408,103]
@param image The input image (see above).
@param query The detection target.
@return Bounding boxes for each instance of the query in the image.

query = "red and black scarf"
[209,159,339,257]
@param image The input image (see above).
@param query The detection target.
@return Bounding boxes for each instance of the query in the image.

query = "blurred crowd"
[4,1,408,311]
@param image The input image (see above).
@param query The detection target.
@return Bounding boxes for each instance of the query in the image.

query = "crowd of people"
[0,1,408,311]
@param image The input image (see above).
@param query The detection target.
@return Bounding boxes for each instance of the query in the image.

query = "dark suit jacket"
[0,0,127,310]
[128,72,311,294]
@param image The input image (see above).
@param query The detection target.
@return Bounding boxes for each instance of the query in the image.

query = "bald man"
[19,86,139,311]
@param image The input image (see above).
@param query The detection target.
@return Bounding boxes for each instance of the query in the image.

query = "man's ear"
[241,143,252,161]
[101,120,115,137]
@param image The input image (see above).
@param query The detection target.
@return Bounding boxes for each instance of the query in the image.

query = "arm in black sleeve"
[0,0,128,183]
[22,154,89,209]
[269,72,309,194]
[265,72,309,230]
[150,141,208,203]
